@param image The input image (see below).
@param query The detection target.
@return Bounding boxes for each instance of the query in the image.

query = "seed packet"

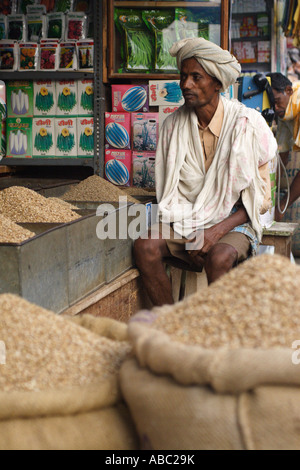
[115,9,153,73]
[46,12,65,40]
[55,117,78,157]
[0,40,18,71]
[66,12,87,40]
[105,113,131,151]
[56,79,78,116]
[40,42,58,70]
[26,5,47,14]
[0,120,6,159]
[0,0,17,16]
[6,117,33,158]
[19,42,39,71]
[26,14,46,42]
[112,84,149,113]
[7,14,26,40]
[105,150,132,187]
[77,117,94,157]
[34,80,56,116]
[58,40,77,70]
[76,39,93,70]
[143,10,178,73]
[55,0,74,13]
[132,152,156,189]
[33,117,56,157]
[0,80,6,119]
[7,80,34,117]
[77,79,93,115]
[36,0,55,13]
[0,15,7,40]
[74,0,92,13]
[149,80,184,106]
[131,113,159,152]
[175,8,216,41]
[18,0,35,14]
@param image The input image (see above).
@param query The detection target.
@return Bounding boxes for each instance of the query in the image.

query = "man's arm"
[276,170,300,220]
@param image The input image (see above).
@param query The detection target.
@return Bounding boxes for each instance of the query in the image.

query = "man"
[134,38,278,307]
[266,73,300,221]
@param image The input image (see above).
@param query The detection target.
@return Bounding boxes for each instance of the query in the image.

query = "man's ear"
[285,85,293,96]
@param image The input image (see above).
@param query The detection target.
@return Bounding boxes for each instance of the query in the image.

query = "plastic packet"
[66,12,87,40]
[115,9,153,73]
[0,40,18,71]
[0,0,17,15]
[36,0,55,13]
[59,40,77,70]
[46,12,65,39]
[74,0,92,14]
[143,10,177,73]
[76,39,93,70]
[40,41,58,70]
[27,5,47,14]
[19,42,39,70]
[0,15,7,40]
[0,80,7,120]
[55,0,74,13]
[18,0,35,14]
[175,8,218,41]
[7,14,26,40]
[26,14,46,42]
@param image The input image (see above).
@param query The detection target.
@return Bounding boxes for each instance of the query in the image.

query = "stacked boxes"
[6,79,94,159]
[0,80,6,159]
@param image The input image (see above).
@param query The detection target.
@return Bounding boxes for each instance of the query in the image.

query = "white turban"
[169,38,241,93]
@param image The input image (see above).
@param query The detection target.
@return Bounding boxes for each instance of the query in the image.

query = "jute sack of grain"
[0,295,138,450]
[120,255,300,450]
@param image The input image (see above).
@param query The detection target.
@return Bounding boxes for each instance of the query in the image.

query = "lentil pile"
[153,254,300,349]
[0,294,131,393]
[62,175,139,204]
[0,186,80,223]
[0,214,35,244]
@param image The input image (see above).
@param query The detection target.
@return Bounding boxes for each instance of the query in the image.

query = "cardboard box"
[105,149,132,187]
[55,117,77,157]
[6,81,34,118]
[105,112,131,150]
[56,79,78,116]
[112,85,149,113]
[77,79,94,116]
[131,113,159,151]
[6,117,32,158]
[149,80,184,106]
[159,105,180,130]
[132,152,156,189]
[32,117,56,158]
[33,80,56,116]
[77,117,94,158]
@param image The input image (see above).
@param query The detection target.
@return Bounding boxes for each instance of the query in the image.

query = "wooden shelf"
[0,71,94,81]
[114,1,220,7]
[231,36,271,42]
[0,158,94,167]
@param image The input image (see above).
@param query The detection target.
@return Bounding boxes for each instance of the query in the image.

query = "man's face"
[180,58,222,109]
[272,87,293,119]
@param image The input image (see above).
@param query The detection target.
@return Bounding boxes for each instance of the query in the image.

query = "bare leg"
[134,235,174,306]
[204,243,238,285]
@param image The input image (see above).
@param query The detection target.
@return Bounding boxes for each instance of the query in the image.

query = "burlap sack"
[120,309,300,450]
[0,314,138,451]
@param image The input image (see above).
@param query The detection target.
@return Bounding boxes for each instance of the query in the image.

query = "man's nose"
[181,76,193,89]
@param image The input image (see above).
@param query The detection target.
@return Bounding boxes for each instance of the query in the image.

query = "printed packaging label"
[112,85,149,113]
[77,117,94,158]
[6,117,32,158]
[55,117,77,157]
[33,80,57,116]
[158,105,180,130]
[131,113,159,152]
[56,80,78,116]
[77,79,94,116]
[132,152,156,189]
[105,150,132,187]
[33,117,56,157]
[149,80,184,106]
[105,112,131,150]
[6,81,34,118]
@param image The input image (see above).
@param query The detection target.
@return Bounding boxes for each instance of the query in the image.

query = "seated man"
[266,73,300,221]
[134,37,278,307]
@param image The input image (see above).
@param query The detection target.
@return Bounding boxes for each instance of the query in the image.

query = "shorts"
[152,222,252,267]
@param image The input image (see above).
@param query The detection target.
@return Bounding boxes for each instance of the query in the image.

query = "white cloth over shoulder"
[155,97,278,241]
[169,37,241,93]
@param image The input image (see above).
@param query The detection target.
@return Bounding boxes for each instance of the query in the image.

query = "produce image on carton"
[56,79,78,116]
[33,117,55,158]
[77,117,94,158]
[132,152,156,188]
[112,85,149,113]
[77,79,94,116]
[6,117,32,158]
[105,150,132,187]
[105,112,131,150]
[6,81,34,118]
[131,113,159,152]
[55,117,77,157]
[0,120,6,158]
[34,80,56,116]
[149,80,184,106]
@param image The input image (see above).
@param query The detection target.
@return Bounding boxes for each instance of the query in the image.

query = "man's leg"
[134,235,174,307]
[204,243,239,285]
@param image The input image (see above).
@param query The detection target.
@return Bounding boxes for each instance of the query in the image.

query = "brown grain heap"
[153,254,300,350]
[0,214,36,244]
[0,294,131,393]
[0,186,80,223]
[62,175,139,204]
[47,197,79,211]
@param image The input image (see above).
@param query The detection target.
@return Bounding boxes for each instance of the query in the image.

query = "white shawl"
[155,96,278,241]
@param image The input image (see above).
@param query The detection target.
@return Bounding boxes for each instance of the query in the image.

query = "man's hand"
[187,225,225,266]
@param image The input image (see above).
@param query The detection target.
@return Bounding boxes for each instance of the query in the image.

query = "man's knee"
[205,243,238,272]
[133,237,165,270]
